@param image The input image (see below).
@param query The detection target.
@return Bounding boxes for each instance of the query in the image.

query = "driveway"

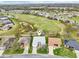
[48,46,54,55]
[32,47,37,54]
[75,50,79,58]
[23,46,29,54]
[0,50,4,56]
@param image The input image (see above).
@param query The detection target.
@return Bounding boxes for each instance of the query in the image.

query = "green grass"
[0,13,63,36]
[28,36,33,54]
[3,47,24,54]
[9,13,62,33]
[0,23,4,27]
[37,46,48,54]
[53,47,77,58]
[70,16,79,23]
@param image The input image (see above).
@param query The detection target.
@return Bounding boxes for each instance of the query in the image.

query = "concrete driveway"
[32,47,37,54]
[75,50,79,58]
[0,50,4,56]
[23,46,29,54]
[48,46,54,55]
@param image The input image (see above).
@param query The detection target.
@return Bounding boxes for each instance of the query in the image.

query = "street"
[0,54,65,58]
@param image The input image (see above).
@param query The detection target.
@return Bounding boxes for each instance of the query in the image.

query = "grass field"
[0,13,64,36]
[10,13,62,32]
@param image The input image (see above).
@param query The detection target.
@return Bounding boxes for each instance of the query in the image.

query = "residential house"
[18,36,31,54]
[64,39,79,50]
[32,36,46,54]
[0,16,8,20]
[0,16,14,30]
[18,36,31,48]
[2,36,15,49]
[64,39,79,57]
[48,37,62,55]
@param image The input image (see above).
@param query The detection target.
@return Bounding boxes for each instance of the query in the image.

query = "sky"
[0,0,79,3]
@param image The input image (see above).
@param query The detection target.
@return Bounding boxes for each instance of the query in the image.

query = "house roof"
[19,36,30,44]
[32,36,46,47]
[48,38,62,46]
[0,16,8,20]
[65,40,79,50]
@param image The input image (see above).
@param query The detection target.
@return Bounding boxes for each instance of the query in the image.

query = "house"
[32,36,46,48]
[48,37,62,55]
[64,40,79,50]
[18,36,31,48]
[0,16,8,20]
[3,37,15,49]
[64,39,79,57]
[0,16,14,30]
[48,37,62,48]
[32,36,46,54]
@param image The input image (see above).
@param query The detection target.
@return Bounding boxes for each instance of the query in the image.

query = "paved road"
[0,54,66,58]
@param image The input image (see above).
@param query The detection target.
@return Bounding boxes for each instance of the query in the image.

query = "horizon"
[0,0,79,4]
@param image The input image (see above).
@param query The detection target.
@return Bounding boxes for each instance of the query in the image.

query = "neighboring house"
[18,36,31,48]
[48,37,62,48]
[0,16,8,20]
[32,36,46,54]
[3,37,15,49]
[18,36,31,54]
[3,37,16,49]
[48,37,62,55]
[0,16,14,30]
[64,39,79,57]
[64,40,79,50]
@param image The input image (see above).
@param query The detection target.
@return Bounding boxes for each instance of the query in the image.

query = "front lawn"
[3,47,24,54]
[37,46,48,54]
[53,47,77,58]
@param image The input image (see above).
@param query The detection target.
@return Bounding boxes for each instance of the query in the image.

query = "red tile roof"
[48,38,62,47]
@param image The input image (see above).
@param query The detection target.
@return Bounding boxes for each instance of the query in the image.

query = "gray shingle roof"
[66,40,79,50]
